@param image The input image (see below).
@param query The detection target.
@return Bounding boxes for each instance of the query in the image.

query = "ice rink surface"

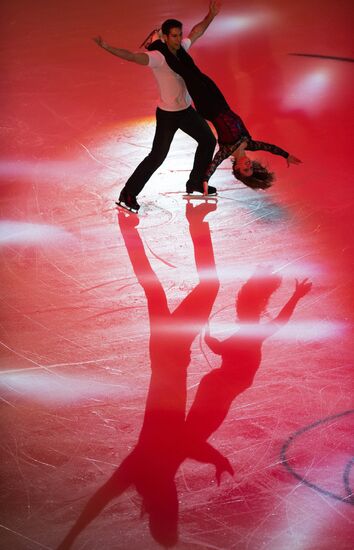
[1,1,353,548]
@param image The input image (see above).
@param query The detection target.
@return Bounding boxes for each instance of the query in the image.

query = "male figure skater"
[93,1,221,212]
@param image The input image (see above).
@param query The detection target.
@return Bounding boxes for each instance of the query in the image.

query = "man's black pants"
[124,106,216,197]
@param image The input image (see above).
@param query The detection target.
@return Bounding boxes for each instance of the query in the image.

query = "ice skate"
[183,194,218,203]
[116,189,140,214]
[184,180,217,201]
[185,180,217,195]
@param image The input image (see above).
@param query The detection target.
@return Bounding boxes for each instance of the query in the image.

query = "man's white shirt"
[146,38,192,111]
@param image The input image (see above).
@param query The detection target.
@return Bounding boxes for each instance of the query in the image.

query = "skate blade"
[115,201,139,214]
[183,194,218,201]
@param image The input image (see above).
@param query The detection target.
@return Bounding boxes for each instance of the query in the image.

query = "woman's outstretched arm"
[245,139,301,165]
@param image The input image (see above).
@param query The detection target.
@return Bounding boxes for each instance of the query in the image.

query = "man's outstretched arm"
[93,35,149,65]
[188,0,221,45]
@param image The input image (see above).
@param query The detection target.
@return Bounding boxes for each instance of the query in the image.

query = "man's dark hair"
[161,19,182,36]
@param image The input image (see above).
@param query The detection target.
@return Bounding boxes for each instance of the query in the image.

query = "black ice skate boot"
[186,181,217,196]
[116,188,140,213]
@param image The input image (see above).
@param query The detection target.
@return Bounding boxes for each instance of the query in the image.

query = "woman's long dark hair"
[232,159,274,190]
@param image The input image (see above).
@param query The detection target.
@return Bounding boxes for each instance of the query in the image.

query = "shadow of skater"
[184,270,312,482]
[56,201,220,549]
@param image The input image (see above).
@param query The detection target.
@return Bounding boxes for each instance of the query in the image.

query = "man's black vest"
[148,39,229,121]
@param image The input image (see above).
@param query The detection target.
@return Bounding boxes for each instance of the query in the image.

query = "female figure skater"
[146,25,301,191]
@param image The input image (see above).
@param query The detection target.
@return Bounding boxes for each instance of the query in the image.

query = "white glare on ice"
[212,11,276,36]
[283,71,331,111]
[0,370,144,405]
[0,221,74,246]
[153,320,347,341]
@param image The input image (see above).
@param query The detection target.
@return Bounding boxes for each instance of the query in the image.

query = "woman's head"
[232,156,274,190]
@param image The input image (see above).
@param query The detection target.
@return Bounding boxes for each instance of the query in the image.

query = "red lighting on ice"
[1,1,353,549]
